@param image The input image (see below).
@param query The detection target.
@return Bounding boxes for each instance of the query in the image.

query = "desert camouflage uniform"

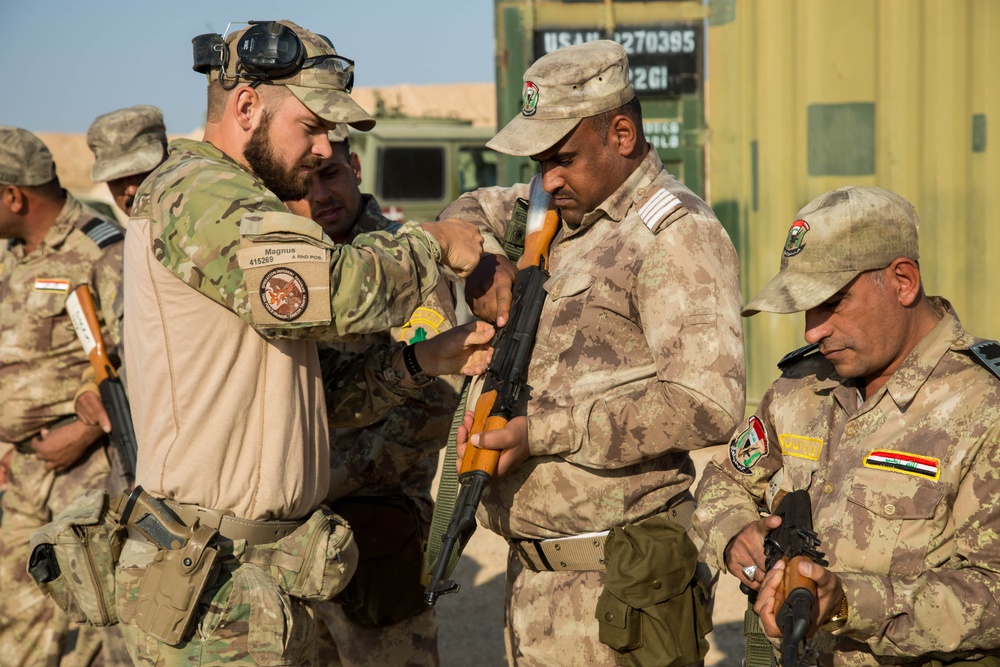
[695,299,1000,666]
[0,194,123,667]
[117,138,446,666]
[315,195,459,667]
[441,149,745,665]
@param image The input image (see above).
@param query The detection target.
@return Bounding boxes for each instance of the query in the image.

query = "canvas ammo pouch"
[242,504,357,601]
[595,514,712,667]
[28,489,125,626]
[330,494,427,628]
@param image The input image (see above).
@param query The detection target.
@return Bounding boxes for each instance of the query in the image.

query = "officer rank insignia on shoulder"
[778,343,821,370]
[730,415,769,475]
[81,219,123,249]
[969,340,1000,382]
[637,187,686,234]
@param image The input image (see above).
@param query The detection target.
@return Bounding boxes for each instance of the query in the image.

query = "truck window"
[457,146,498,193]
[377,146,445,200]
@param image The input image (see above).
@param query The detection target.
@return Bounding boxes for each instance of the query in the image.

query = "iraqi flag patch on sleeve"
[863,449,941,480]
[730,415,769,475]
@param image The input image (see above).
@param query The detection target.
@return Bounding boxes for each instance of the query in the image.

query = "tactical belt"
[161,499,303,546]
[509,492,696,573]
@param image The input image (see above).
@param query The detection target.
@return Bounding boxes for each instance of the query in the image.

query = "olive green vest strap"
[423,377,472,582]
[744,599,774,667]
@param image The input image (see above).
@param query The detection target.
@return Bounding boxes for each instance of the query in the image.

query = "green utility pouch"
[135,523,219,646]
[331,495,427,628]
[28,489,125,626]
[595,515,712,667]
[244,504,357,601]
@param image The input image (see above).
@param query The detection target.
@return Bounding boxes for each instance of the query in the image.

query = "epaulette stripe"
[81,219,124,249]
[638,189,682,231]
[777,343,821,370]
[970,341,1000,382]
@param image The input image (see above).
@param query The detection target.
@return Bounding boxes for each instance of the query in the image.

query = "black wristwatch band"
[402,344,431,383]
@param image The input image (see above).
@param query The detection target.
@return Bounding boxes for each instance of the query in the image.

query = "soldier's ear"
[1,185,25,213]
[609,114,638,157]
[350,152,361,185]
[232,86,262,132]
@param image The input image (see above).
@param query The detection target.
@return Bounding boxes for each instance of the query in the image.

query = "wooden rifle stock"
[66,285,138,483]
[425,175,558,604]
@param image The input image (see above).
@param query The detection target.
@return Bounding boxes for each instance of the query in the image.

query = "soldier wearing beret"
[695,186,1000,666]
[87,104,168,216]
[445,40,746,665]
[115,20,488,666]
[0,126,124,666]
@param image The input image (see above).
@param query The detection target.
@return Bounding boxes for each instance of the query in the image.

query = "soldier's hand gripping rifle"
[425,175,559,605]
[765,489,829,667]
[66,284,138,484]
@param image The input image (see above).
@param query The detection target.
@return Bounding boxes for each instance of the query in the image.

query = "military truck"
[349,117,498,223]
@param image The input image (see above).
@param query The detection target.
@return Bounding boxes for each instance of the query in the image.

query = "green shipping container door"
[708,0,1000,406]
[494,0,710,198]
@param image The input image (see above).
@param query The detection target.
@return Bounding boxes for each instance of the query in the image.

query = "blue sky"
[1,0,495,134]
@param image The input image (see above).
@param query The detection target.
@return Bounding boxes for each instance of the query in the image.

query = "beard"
[243,111,318,202]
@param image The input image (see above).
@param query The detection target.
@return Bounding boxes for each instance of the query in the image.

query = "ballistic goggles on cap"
[192,20,374,131]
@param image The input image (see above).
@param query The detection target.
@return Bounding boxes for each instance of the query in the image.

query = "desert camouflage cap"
[743,186,920,316]
[487,40,635,157]
[87,105,168,183]
[0,127,56,187]
[328,124,350,143]
[218,21,375,131]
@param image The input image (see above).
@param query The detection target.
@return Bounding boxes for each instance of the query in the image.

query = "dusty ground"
[432,445,747,666]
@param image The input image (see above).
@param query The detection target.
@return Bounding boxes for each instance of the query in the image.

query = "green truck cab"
[349,117,499,222]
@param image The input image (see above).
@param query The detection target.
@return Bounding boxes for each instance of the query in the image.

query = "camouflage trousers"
[314,600,440,666]
[503,551,613,667]
[116,538,318,666]
[0,446,109,667]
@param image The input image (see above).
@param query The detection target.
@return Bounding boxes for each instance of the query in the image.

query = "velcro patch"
[863,450,940,480]
[398,306,446,344]
[730,415,769,475]
[259,268,308,321]
[637,188,683,232]
[34,279,70,293]
[237,243,326,270]
[779,434,823,461]
[238,238,331,327]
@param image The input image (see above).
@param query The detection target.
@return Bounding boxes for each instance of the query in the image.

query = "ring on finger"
[742,564,758,579]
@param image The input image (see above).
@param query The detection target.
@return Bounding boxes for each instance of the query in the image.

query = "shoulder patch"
[730,415,770,475]
[778,343,821,370]
[637,187,687,234]
[969,340,1000,382]
[80,218,123,249]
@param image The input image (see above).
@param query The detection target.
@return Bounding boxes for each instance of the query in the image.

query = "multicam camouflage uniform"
[117,138,447,666]
[441,149,746,665]
[315,195,459,667]
[0,193,124,667]
[695,299,1000,666]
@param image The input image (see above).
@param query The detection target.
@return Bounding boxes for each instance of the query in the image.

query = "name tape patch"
[780,434,824,461]
[238,243,326,270]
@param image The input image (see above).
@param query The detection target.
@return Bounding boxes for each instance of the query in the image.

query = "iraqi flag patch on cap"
[863,449,940,480]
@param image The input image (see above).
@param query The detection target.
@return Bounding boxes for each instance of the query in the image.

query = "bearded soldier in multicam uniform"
[446,41,745,666]
[0,127,124,666]
[115,20,487,667]
[695,186,1000,666]
[287,127,459,666]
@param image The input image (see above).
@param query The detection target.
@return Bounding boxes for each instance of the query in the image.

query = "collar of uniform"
[175,137,257,182]
[36,194,81,255]
[573,145,663,233]
[880,296,962,409]
[350,194,392,239]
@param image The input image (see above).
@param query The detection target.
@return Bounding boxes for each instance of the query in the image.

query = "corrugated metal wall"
[708,0,1000,404]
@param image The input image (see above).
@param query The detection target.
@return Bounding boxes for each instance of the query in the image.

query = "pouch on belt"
[27,489,125,626]
[595,514,712,667]
[243,504,357,601]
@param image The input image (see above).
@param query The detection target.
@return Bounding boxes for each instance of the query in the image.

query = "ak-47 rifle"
[425,174,559,605]
[765,489,829,667]
[66,284,138,484]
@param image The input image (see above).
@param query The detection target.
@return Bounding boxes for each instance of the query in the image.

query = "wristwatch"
[402,344,433,385]
[820,587,849,632]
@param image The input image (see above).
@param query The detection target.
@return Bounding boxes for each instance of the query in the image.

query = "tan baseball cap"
[0,127,56,187]
[219,21,375,131]
[87,105,168,183]
[487,40,635,157]
[743,186,920,316]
